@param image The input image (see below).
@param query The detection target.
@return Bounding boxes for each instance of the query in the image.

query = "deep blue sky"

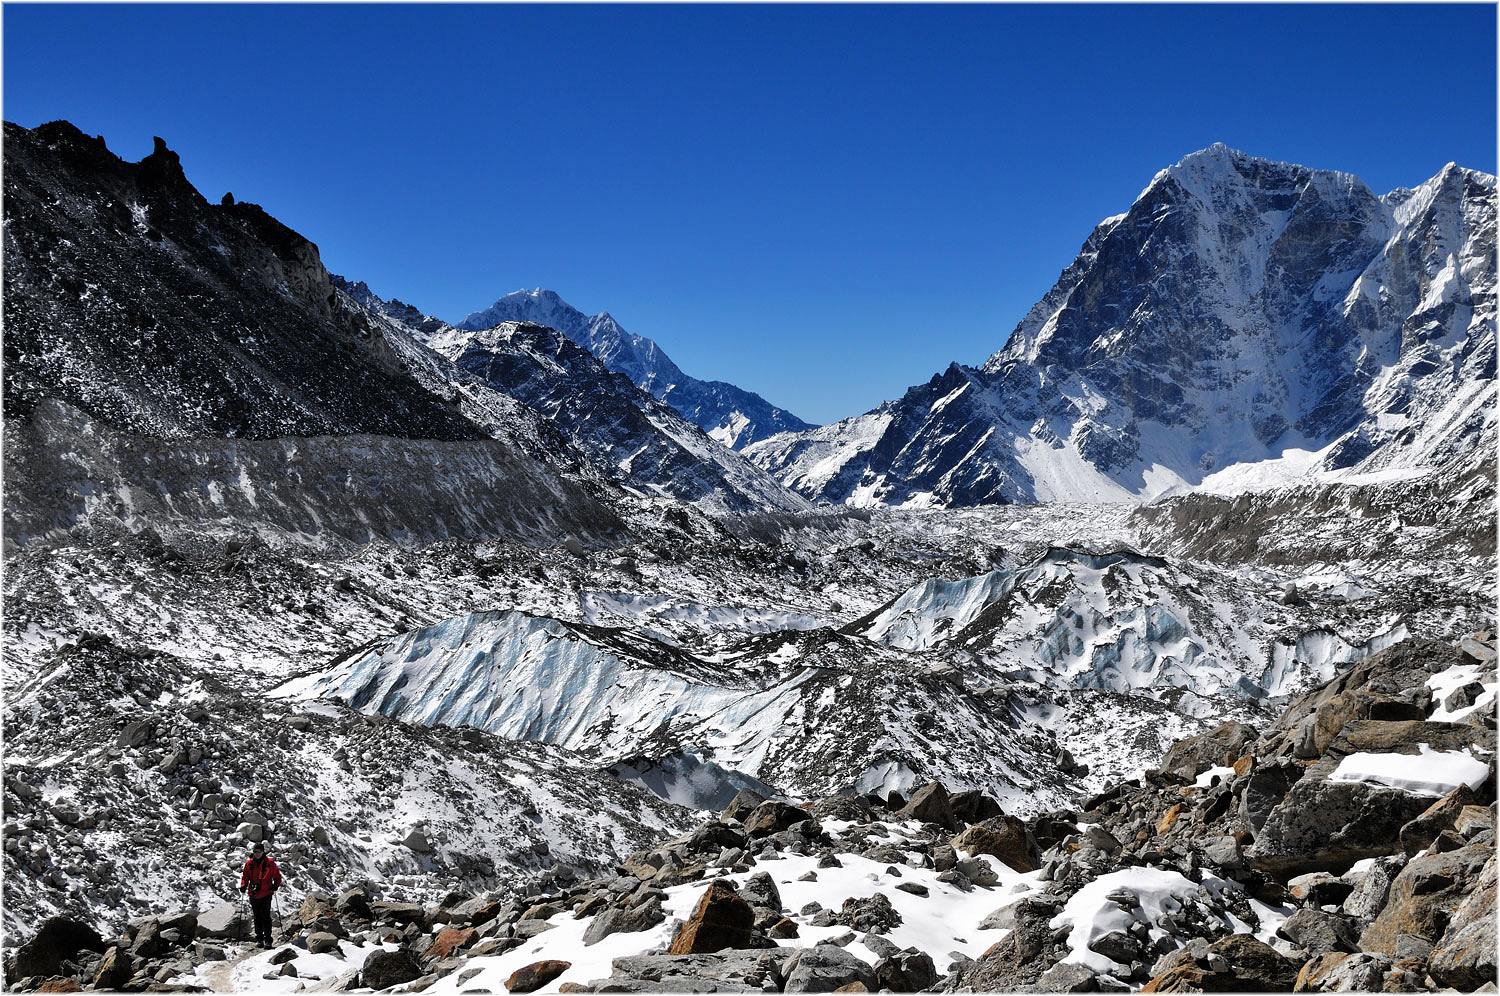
[6,4,1496,426]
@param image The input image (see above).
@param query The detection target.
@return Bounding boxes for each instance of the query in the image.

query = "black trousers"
[249,895,273,944]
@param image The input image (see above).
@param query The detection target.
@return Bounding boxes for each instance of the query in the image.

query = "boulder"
[1142,934,1298,992]
[742,801,805,839]
[1251,720,1493,878]
[1455,805,1496,839]
[90,947,133,990]
[1237,761,1304,832]
[195,902,249,940]
[1300,951,1392,992]
[1340,854,1407,926]
[360,948,422,990]
[12,917,106,978]
[739,871,781,913]
[952,814,1040,872]
[1359,842,1492,954]
[1037,961,1100,992]
[1263,639,1451,761]
[1275,908,1359,954]
[1161,721,1258,781]
[306,932,340,955]
[1428,854,1498,990]
[583,898,666,946]
[669,880,754,954]
[426,926,476,961]
[1286,872,1353,907]
[371,901,427,926]
[783,944,878,993]
[507,960,572,993]
[897,781,960,831]
[833,893,902,934]
[605,951,787,992]
[335,886,373,919]
[1398,784,1480,854]
[950,789,1004,826]
[874,948,937,992]
[947,898,1055,990]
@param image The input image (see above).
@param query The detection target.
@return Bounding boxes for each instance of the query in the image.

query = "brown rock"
[668,880,754,954]
[898,781,960,831]
[1398,784,1479,855]
[36,981,83,994]
[91,946,134,990]
[426,926,477,961]
[1293,952,1351,991]
[742,800,806,838]
[1157,803,1185,836]
[558,985,592,994]
[1428,854,1498,990]
[1161,720,1258,780]
[1359,843,1492,954]
[768,917,800,939]
[506,960,572,993]
[952,814,1039,872]
[1233,755,1255,778]
[833,983,870,993]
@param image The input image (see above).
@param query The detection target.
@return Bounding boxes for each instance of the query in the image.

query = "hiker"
[239,841,283,947]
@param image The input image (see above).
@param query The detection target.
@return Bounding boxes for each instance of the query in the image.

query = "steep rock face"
[459,289,812,448]
[748,146,1496,506]
[424,319,808,514]
[2,398,626,551]
[2,121,483,442]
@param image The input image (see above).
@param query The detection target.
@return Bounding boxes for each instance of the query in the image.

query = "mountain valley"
[1,121,1494,995]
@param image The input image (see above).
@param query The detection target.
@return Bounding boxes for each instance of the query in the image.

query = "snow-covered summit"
[459,288,813,449]
[749,148,1496,507]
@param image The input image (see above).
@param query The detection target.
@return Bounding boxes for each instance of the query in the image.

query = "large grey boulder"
[738,871,781,914]
[360,948,423,990]
[720,788,767,824]
[1260,639,1449,761]
[583,897,666,946]
[195,902,250,940]
[1275,908,1359,954]
[1251,719,1493,878]
[782,943,879,993]
[11,916,106,978]
[604,951,788,992]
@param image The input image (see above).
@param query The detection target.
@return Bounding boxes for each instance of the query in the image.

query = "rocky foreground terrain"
[5,634,1494,993]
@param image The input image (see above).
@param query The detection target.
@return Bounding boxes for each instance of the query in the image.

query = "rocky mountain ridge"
[747,145,1497,508]
[459,289,813,449]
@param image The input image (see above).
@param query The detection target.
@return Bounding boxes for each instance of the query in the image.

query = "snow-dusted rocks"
[748,146,1497,507]
[272,607,1077,814]
[458,289,812,449]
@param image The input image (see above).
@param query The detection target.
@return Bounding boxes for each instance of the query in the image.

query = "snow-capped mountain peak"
[749,148,1495,508]
[459,288,812,449]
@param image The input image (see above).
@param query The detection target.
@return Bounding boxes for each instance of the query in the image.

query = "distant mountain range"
[459,289,813,450]
[4,121,1492,524]
[746,144,1497,506]
[340,278,807,514]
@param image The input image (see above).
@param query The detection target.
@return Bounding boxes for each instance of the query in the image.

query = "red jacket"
[240,855,282,900]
